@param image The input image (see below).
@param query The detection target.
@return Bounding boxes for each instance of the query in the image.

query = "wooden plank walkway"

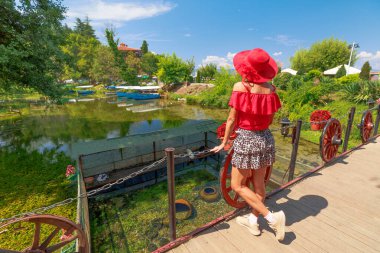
[170,139,380,253]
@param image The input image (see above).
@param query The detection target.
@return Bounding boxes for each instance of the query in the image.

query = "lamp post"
[347,42,359,75]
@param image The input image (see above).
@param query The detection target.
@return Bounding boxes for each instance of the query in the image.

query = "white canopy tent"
[281,68,297,75]
[323,64,360,76]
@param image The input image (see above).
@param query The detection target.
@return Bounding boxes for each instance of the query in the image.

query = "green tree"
[290,49,309,74]
[197,64,217,82]
[156,53,194,85]
[141,52,159,76]
[126,53,141,73]
[141,40,149,54]
[0,0,67,99]
[196,70,201,83]
[61,32,100,81]
[74,17,96,39]
[273,72,293,90]
[291,38,354,72]
[105,28,138,85]
[89,45,120,83]
[335,65,346,78]
[359,61,371,80]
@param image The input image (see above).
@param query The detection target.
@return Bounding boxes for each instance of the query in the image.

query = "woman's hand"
[210,143,226,153]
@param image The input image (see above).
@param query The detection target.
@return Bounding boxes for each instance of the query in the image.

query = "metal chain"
[0,148,218,224]
[0,156,167,224]
[174,149,214,159]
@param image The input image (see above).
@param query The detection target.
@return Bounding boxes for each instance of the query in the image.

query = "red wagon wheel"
[219,150,272,209]
[359,111,373,143]
[0,214,88,253]
[319,118,342,163]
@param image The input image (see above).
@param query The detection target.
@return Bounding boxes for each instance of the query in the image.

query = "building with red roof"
[117,43,142,58]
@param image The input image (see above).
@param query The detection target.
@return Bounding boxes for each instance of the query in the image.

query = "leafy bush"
[337,74,359,85]
[273,72,293,90]
[304,69,322,82]
[342,80,380,102]
[187,68,240,108]
[335,65,346,78]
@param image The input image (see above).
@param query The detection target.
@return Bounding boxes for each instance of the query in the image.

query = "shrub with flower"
[376,98,380,105]
[65,165,76,179]
[310,110,331,130]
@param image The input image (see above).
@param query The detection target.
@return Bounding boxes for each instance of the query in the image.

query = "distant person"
[211,48,286,241]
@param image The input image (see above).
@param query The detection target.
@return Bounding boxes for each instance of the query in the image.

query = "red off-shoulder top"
[228,90,281,131]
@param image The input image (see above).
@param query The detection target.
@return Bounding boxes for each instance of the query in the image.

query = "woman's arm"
[211,107,237,153]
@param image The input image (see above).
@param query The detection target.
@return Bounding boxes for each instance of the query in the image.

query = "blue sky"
[64,0,380,70]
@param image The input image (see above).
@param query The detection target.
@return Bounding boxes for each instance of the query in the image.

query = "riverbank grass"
[0,149,77,250]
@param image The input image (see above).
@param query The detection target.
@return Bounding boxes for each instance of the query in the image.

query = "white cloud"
[273,51,283,56]
[184,33,191,37]
[356,51,380,70]
[200,52,237,69]
[66,0,176,22]
[201,56,231,68]
[264,35,302,47]
[357,51,372,58]
[227,52,236,61]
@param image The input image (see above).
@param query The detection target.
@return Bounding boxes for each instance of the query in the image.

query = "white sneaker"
[269,211,286,241]
[236,215,261,236]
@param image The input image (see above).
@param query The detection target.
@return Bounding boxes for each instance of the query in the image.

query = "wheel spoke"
[233,193,240,201]
[226,173,231,179]
[40,227,60,250]
[226,186,232,193]
[31,222,41,250]
[46,235,78,253]
[0,249,22,253]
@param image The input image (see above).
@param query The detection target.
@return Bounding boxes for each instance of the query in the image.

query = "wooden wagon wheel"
[0,214,88,253]
[219,150,272,209]
[319,118,342,163]
[359,110,373,143]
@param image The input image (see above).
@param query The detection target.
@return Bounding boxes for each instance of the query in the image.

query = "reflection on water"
[0,99,228,154]
[0,98,321,176]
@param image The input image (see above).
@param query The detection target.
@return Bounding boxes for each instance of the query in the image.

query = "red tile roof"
[118,43,141,51]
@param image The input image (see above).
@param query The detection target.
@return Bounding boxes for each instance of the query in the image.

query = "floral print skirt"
[231,128,275,170]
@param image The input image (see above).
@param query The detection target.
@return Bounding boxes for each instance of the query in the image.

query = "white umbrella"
[281,68,297,75]
[323,64,360,76]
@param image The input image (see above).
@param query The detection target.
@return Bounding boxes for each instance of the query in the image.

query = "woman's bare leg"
[231,166,269,216]
[251,167,267,217]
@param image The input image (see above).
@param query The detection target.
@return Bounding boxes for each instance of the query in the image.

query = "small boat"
[106,85,116,90]
[77,98,95,102]
[131,107,161,113]
[115,86,160,100]
[76,85,95,96]
[119,103,133,107]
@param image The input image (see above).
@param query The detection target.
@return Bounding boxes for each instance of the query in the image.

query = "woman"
[211,48,286,241]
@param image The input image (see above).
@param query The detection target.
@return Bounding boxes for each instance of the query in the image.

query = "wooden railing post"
[165,148,176,241]
[343,107,356,152]
[373,105,380,136]
[288,120,302,182]
[153,141,157,160]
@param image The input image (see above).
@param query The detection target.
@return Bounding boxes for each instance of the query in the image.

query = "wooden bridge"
[169,138,380,253]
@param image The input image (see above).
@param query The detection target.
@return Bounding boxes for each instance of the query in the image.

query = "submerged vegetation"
[89,169,234,253]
